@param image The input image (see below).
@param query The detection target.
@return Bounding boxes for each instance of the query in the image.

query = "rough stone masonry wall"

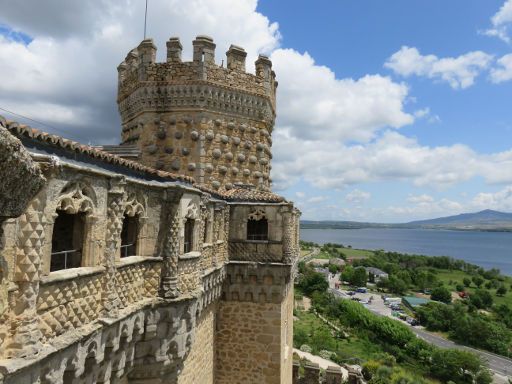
[117,37,276,191]
[216,300,283,384]
[178,304,217,384]
[127,111,273,191]
[281,282,294,384]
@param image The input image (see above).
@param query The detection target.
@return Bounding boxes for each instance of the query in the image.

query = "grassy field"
[429,268,512,307]
[294,310,394,363]
[312,247,374,260]
[294,309,436,382]
[336,246,374,259]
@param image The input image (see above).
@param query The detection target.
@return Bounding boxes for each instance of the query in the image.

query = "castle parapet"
[117,35,277,107]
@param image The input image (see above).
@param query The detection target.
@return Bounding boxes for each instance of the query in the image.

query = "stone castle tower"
[0,34,299,384]
[116,36,277,192]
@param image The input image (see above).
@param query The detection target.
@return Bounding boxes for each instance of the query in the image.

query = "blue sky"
[258,0,512,221]
[0,0,511,222]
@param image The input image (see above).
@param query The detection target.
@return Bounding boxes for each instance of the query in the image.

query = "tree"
[469,289,493,309]
[472,276,484,288]
[341,265,354,283]
[463,277,471,287]
[298,266,329,296]
[350,267,368,287]
[430,349,485,383]
[455,284,464,292]
[328,264,338,275]
[387,276,408,295]
[496,285,507,296]
[431,286,452,304]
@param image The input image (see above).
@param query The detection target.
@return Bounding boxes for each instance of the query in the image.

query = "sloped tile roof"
[0,115,287,204]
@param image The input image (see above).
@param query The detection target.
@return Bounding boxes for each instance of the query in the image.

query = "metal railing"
[247,233,268,241]
[120,243,136,258]
[50,249,80,271]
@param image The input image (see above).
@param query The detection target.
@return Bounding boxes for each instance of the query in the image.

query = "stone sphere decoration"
[175,131,183,139]
[205,163,214,173]
[259,158,268,165]
[220,135,229,144]
[232,137,241,146]
[156,130,166,140]
[181,147,190,156]
[171,158,181,170]
[244,141,253,149]
[169,117,176,125]
[231,167,239,175]
[147,144,158,154]
[165,147,174,154]
[206,131,215,141]
[211,180,221,189]
[188,163,196,171]
[250,126,257,134]
[243,168,251,176]
[253,171,262,178]
[219,166,227,175]
[239,123,247,132]
[155,160,165,170]
[227,122,235,130]
[249,155,257,164]
[212,149,222,159]
[256,143,264,151]
[237,153,246,162]
[225,183,233,190]
[190,131,199,141]
[214,119,222,127]
[225,152,233,161]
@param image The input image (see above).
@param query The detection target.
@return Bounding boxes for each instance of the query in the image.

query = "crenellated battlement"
[117,36,277,109]
[116,35,278,192]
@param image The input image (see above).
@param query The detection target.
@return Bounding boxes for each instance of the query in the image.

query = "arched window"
[247,218,268,240]
[184,218,195,253]
[120,214,139,257]
[51,181,95,272]
[51,211,86,271]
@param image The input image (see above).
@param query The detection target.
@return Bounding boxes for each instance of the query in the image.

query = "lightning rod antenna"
[144,0,148,39]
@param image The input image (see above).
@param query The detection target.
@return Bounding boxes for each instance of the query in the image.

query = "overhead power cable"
[0,105,91,143]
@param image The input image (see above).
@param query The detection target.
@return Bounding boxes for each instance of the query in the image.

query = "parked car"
[356,287,367,293]
[347,291,356,296]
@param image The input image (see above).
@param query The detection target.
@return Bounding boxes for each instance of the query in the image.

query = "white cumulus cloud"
[385,46,493,89]
[271,48,413,143]
[345,189,371,204]
[490,53,512,83]
[483,0,512,43]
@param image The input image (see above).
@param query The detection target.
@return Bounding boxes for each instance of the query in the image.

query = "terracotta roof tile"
[0,115,287,204]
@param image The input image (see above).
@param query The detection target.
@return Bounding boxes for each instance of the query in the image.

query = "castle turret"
[117,35,277,192]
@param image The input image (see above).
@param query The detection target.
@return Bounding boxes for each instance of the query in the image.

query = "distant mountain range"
[301,210,512,232]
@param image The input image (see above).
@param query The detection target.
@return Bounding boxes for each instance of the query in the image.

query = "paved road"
[412,327,512,377]
[328,288,512,377]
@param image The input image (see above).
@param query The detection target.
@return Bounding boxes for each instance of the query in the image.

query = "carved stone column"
[199,194,210,245]
[212,206,222,267]
[5,197,45,358]
[102,177,126,317]
[282,205,294,264]
[159,190,183,299]
[222,205,230,263]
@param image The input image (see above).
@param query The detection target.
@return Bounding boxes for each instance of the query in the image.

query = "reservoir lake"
[300,228,512,276]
